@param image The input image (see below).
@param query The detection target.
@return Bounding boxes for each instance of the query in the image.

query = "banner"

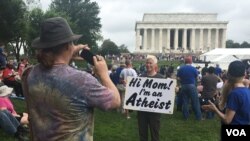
[124,76,176,114]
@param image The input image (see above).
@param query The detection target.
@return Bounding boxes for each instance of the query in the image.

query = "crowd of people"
[0,16,250,141]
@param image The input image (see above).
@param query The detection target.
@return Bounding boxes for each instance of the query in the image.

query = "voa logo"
[226,129,246,136]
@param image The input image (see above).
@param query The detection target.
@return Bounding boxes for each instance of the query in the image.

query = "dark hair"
[208,66,215,74]
[36,42,72,69]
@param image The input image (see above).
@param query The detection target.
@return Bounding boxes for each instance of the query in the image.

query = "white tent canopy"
[199,48,250,70]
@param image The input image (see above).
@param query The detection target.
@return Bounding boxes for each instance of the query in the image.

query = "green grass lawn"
[1,98,221,141]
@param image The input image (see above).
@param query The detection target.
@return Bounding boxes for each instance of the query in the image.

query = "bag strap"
[21,66,34,140]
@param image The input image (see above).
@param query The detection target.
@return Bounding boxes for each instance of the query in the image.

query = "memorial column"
[199,28,203,51]
[151,28,155,51]
[174,28,178,50]
[215,28,218,48]
[222,29,227,48]
[182,29,187,50]
[136,29,140,51]
[191,29,196,52]
[159,28,163,53]
[207,29,211,51]
[143,28,147,51]
[167,28,170,51]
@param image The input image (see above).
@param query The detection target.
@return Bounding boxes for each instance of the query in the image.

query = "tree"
[25,8,44,56]
[241,41,250,48]
[118,44,130,53]
[26,8,75,57]
[226,40,234,48]
[0,0,28,61]
[232,42,240,48]
[226,40,250,48]
[99,39,119,56]
[50,0,102,53]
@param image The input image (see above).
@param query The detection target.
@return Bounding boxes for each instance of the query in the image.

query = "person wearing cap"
[0,84,29,139]
[202,60,250,125]
[137,55,164,141]
[22,17,120,141]
[177,56,202,120]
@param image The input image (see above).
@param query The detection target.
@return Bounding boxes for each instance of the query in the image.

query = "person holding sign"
[137,55,164,141]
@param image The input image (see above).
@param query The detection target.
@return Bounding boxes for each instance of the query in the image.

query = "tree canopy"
[99,39,120,56]
[226,40,250,48]
[50,0,102,53]
[1,0,250,61]
[0,0,28,61]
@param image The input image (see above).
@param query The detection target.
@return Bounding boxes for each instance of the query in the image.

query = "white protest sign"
[123,76,176,114]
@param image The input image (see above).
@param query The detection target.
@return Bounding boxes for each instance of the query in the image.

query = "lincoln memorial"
[135,13,228,54]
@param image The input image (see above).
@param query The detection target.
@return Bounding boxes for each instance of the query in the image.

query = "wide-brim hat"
[32,17,82,49]
[0,85,13,97]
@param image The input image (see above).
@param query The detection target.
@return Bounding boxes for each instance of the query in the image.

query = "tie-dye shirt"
[25,64,114,141]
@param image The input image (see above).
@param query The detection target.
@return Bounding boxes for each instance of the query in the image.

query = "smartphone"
[80,49,95,65]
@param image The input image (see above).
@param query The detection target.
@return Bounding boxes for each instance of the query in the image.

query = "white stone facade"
[135,13,228,54]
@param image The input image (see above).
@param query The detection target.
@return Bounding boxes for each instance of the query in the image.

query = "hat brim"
[32,34,82,49]
[0,87,13,97]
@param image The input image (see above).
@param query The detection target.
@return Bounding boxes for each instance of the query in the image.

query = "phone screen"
[80,49,95,65]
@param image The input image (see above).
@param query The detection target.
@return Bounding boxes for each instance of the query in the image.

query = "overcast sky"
[40,0,250,52]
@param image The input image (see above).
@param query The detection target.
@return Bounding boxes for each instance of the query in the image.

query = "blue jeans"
[0,110,20,135]
[200,97,215,119]
[181,84,202,120]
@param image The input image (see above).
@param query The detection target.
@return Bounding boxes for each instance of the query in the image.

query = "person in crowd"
[137,55,164,141]
[202,60,250,124]
[201,62,209,77]
[0,43,7,69]
[159,65,166,76]
[221,70,228,83]
[110,65,119,85]
[120,59,137,119]
[0,67,4,81]
[215,64,222,77]
[115,61,126,113]
[200,66,222,119]
[107,64,112,75]
[22,17,120,141]
[2,60,23,97]
[166,64,174,78]
[17,57,29,77]
[0,84,29,139]
[177,56,202,120]
[139,63,146,75]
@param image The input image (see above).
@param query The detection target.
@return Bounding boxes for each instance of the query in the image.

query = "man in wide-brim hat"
[22,17,120,141]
